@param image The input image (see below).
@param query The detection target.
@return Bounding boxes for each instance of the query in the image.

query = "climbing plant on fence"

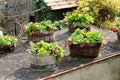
[33,0,64,22]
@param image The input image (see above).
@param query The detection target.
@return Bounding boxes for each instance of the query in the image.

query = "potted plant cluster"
[65,28,104,58]
[25,20,55,42]
[65,12,93,33]
[29,41,64,70]
[0,35,17,53]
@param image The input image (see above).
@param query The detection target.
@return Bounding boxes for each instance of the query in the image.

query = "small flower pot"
[28,31,55,43]
[30,53,57,71]
[68,25,91,33]
[69,43,101,58]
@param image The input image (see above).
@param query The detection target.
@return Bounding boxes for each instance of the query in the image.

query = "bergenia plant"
[29,41,64,62]
[65,28,105,46]
[0,35,17,47]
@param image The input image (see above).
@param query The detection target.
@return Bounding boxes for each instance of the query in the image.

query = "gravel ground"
[0,26,120,80]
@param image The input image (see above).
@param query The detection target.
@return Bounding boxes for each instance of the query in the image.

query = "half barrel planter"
[0,45,15,52]
[30,53,57,71]
[68,25,91,33]
[69,43,101,58]
[28,31,55,43]
[117,31,120,41]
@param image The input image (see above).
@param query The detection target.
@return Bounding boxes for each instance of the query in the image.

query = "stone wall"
[0,0,33,36]
[44,55,120,80]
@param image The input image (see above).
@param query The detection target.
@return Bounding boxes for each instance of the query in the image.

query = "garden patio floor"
[0,26,120,80]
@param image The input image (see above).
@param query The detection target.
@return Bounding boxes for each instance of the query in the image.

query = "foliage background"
[33,0,75,22]
[76,0,120,29]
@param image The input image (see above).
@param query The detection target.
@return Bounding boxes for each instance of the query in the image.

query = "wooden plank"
[51,3,77,10]
[46,1,77,6]
[44,0,78,10]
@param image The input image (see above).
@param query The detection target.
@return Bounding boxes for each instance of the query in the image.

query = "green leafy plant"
[0,35,17,47]
[53,20,67,30]
[25,20,55,35]
[33,0,64,22]
[65,12,93,27]
[111,23,120,32]
[29,41,64,62]
[116,23,120,32]
[65,28,103,45]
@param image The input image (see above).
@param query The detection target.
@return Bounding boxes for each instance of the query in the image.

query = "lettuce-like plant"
[25,20,55,35]
[65,28,103,45]
[0,35,17,47]
[116,23,120,32]
[29,41,64,62]
[65,13,93,27]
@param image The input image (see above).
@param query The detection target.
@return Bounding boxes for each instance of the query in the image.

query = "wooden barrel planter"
[0,45,15,52]
[117,31,120,41]
[69,43,101,58]
[68,26,91,33]
[30,53,57,71]
[28,31,55,43]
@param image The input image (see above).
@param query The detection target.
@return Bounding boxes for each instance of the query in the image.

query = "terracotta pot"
[68,25,91,33]
[28,31,55,43]
[69,43,101,58]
